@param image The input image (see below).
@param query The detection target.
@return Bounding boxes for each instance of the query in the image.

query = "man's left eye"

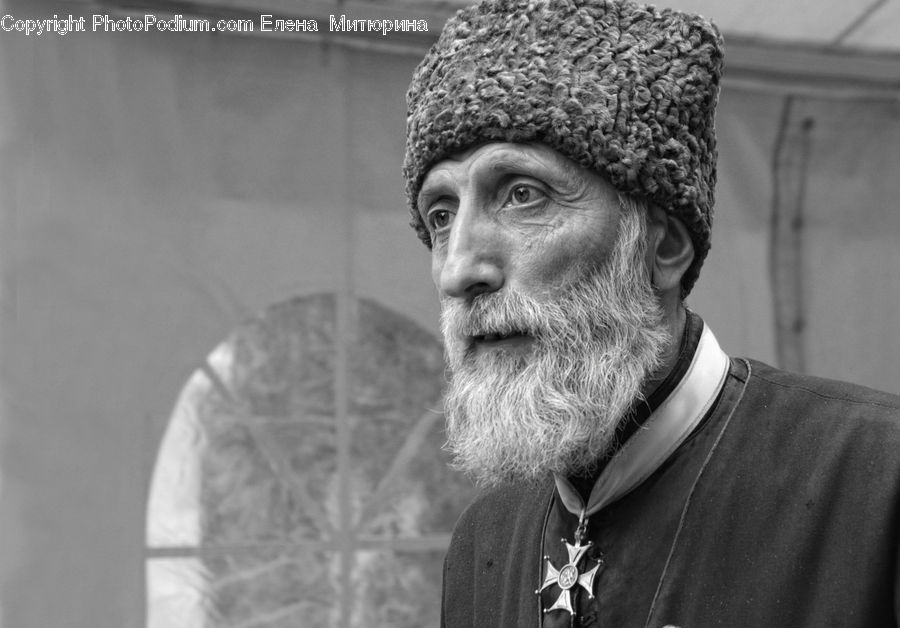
[508,184,541,205]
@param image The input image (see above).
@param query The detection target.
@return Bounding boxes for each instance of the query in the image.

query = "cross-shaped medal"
[536,536,601,615]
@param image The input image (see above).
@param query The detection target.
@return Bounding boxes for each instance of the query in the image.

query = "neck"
[641,302,687,401]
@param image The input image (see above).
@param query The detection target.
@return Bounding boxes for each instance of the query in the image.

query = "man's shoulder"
[742,358,900,415]
[733,358,900,451]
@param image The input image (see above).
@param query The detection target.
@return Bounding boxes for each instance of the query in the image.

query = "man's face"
[418,142,670,486]
[419,143,623,332]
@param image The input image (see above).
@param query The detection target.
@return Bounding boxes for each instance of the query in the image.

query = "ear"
[645,206,694,294]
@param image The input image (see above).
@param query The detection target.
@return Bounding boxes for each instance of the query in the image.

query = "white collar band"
[555,323,730,518]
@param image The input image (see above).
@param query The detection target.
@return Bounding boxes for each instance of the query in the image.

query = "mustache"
[441,290,557,341]
[440,273,611,350]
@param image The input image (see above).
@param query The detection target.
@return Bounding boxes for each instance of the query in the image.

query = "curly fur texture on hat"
[404,0,724,294]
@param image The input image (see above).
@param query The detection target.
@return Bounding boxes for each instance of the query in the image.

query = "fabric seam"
[751,370,900,410]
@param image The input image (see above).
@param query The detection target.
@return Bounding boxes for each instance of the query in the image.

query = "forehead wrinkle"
[421,144,482,189]
[420,149,502,207]
[421,143,595,208]
[527,151,588,193]
[420,144,487,195]
[479,146,590,195]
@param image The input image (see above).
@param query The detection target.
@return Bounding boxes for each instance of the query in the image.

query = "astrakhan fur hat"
[404,0,724,294]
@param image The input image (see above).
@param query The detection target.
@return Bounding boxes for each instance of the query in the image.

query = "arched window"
[146,294,475,626]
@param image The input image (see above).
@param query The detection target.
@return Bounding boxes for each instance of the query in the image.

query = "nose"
[436,208,504,300]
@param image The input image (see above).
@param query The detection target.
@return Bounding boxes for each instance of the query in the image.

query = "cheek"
[518,222,618,288]
[514,244,583,293]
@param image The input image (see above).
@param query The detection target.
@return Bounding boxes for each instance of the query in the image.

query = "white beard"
[440,206,671,487]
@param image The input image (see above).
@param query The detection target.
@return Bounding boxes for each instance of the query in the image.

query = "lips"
[477,331,527,342]
[475,331,525,342]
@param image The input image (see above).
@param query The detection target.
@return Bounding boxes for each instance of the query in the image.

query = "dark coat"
[442,358,900,627]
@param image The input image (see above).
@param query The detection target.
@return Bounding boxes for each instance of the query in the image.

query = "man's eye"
[508,184,542,205]
[427,209,453,231]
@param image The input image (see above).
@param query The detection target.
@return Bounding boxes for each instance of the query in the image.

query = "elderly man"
[402,0,900,625]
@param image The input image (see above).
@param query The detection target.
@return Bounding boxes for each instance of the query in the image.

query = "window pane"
[147,295,477,626]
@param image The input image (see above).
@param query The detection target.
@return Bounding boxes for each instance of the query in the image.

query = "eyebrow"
[417,146,583,209]
[417,171,455,211]
[485,151,579,190]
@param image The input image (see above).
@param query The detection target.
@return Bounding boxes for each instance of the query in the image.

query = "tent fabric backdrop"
[692,87,900,393]
[0,0,898,626]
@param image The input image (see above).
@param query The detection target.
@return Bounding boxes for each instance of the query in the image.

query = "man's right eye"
[427,209,453,231]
